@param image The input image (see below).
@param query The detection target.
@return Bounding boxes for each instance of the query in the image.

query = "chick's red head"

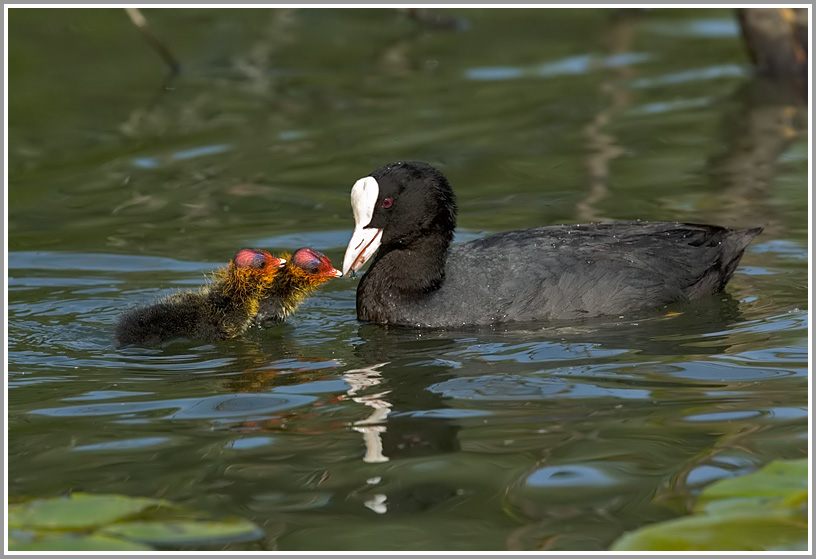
[292,248,342,278]
[232,248,286,271]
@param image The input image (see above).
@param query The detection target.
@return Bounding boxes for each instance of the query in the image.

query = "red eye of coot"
[382,198,393,208]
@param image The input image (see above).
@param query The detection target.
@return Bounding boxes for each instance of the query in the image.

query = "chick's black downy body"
[115,248,341,347]
[115,249,283,347]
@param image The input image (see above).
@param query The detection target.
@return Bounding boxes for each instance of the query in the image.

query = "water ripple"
[466,52,652,81]
[31,392,316,421]
[132,143,231,169]
[629,64,747,88]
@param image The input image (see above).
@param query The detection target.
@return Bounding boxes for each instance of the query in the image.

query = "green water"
[7,8,808,551]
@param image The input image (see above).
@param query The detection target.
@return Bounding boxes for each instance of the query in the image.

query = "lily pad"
[610,459,808,551]
[8,493,165,529]
[610,508,806,551]
[100,519,264,546]
[9,533,152,551]
[697,458,807,509]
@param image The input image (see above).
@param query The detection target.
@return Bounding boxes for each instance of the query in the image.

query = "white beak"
[342,176,383,276]
[343,226,382,275]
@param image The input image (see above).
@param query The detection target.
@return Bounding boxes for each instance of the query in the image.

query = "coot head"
[221,248,286,292]
[252,247,341,328]
[291,247,342,279]
[342,161,457,275]
[232,248,286,271]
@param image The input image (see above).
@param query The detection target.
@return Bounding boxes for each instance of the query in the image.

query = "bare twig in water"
[395,8,468,30]
[125,7,181,76]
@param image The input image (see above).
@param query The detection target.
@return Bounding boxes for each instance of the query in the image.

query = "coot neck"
[254,263,302,326]
[364,230,452,297]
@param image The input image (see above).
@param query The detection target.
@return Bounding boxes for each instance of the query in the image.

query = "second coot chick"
[342,161,763,328]
[116,248,342,346]
[255,247,342,327]
[115,249,285,347]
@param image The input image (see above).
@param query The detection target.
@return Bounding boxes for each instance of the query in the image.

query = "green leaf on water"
[8,493,166,529]
[610,459,808,551]
[9,533,152,551]
[697,458,808,510]
[609,509,806,551]
[100,519,264,546]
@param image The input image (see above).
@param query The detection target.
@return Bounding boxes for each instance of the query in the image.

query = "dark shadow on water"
[334,293,747,461]
[706,75,808,236]
[353,325,466,458]
[323,293,755,525]
[355,292,747,359]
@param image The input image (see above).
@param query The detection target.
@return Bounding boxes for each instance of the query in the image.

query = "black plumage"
[115,247,341,347]
[115,249,283,347]
[345,162,762,328]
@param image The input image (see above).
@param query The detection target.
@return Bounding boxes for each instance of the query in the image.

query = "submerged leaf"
[9,533,153,551]
[8,493,165,529]
[610,459,808,551]
[100,519,263,546]
[697,458,808,509]
[610,511,806,551]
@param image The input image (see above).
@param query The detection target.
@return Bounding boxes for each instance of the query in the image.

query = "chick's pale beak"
[271,257,286,268]
[342,226,382,276]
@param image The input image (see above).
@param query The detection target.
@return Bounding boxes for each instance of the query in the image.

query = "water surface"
[7,7,808,551]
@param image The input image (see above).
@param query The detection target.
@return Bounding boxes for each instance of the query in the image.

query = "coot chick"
[255,247,342,327]
[342,161,763,328]
[115,249,285,347]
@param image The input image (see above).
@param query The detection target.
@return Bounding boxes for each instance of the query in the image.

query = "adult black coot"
[341,161,763,328]
[116,247,341,346]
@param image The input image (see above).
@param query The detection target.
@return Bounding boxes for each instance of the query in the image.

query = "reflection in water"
[395,7,468,30]
[344,363,392,464]
[577,10,637,222]
[707,76,808,235]
[223,291,755,474]
[331,295,802,540]
[736,8,808,96]
[8,8,808,551]
[353,326,465,459]
[628,64,747,88]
